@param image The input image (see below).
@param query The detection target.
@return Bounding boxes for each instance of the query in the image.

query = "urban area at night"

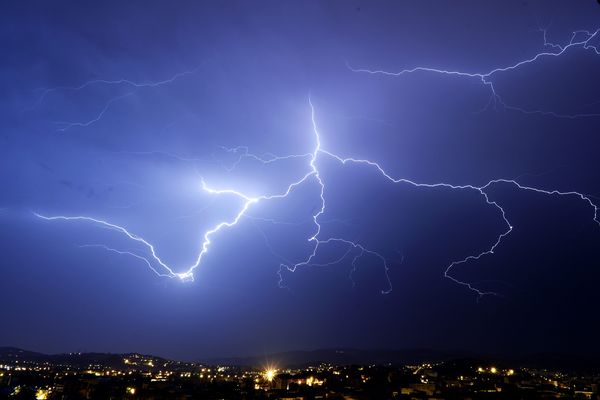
[2,1,600,399]
[1,348,600,399]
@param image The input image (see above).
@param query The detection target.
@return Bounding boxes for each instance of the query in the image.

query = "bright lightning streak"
[347,28,600,119]
[33,27,600,298]
[317,149,599,297]
[33,94,600,298]
[79,244,174,278]
[33,106,321,283]
[34,95,600,298]
[33,213,179,278]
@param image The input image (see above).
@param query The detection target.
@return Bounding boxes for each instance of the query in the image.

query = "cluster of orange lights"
[477,366,514,376]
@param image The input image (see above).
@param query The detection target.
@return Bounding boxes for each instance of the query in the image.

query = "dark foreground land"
[1,347,599,399]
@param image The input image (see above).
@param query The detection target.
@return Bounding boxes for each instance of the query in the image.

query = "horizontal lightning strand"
[34,67,202,132]
[347,28,600,119]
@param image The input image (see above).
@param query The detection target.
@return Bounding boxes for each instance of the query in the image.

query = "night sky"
[2,1,600,361]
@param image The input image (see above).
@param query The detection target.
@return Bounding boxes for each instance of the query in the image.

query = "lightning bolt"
[33,98,320,283]
[33,67,202,108]
[30,67,202,132]
[217,146,313,172]
[34,97,599,298]
[33,98,389,292]
[79,244,174,278]
[347,27,600,119]
[32,27,600,298]
[54,92,135,132]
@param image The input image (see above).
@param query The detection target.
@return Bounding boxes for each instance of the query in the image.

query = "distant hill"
[0,347,172,370]
[202,348,471,368]
[203,348,600,372]
[2,346,598,372]
[0,347,47,362]
[510,352,600,373]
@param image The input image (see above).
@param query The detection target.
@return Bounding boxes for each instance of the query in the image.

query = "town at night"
[2,348,600,399]
[2,1,600,399]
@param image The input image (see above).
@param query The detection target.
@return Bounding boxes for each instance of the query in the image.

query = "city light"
[264,368,276,382]
[35,389,49,400]
[0,354,594,398]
